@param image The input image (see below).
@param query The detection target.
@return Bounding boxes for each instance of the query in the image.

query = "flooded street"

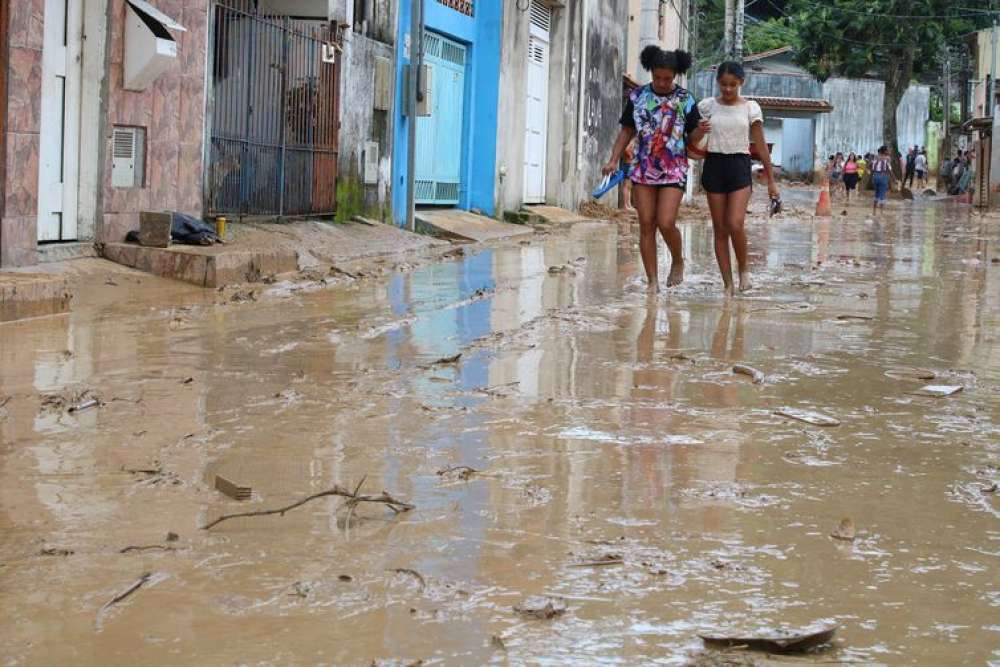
[2,198,999,665]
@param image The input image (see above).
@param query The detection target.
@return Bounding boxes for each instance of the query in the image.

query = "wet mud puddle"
[1,201,999,665]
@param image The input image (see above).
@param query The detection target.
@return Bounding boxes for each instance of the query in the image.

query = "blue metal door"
[415,32,466,205]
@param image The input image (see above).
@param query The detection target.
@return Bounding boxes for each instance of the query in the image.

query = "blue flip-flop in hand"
[592,169,628,200]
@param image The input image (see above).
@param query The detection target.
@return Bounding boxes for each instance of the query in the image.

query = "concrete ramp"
[415,209,533,243]
[523,205,592,224]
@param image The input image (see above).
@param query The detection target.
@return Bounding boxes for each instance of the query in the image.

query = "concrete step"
[37,242,98,264]
[0,271,72,323]
[101,242,298,288]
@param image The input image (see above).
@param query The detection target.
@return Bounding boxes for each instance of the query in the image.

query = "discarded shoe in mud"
[699,623,838,653]
[830,517,856,541]
[515,596,567,620]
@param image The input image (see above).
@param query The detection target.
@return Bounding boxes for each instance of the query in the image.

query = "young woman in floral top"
[604,46,706,294]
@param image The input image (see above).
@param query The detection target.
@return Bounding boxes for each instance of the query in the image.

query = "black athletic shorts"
[632,181,686,191]
[701,153,752,194]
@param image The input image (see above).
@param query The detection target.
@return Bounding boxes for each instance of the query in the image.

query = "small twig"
[119,545,176,554]
[570,558,624,567]
[389,567,427,590]
[0,396,11,409]
[103,572,152,610]
[202,482,414,530]
[344,475,368,528]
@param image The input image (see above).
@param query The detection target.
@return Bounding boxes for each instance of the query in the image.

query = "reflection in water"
[1,202,999,664]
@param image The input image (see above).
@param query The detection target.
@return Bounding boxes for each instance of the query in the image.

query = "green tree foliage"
[787,0,982,170]
[744,18,797,55]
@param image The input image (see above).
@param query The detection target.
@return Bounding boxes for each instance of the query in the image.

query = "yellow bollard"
[215,216,227,239]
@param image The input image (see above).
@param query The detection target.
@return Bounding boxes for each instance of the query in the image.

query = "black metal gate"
[207,1,340,217]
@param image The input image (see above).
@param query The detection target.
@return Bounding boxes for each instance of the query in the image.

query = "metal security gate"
[415,32,466,205]
[208,1,340,217]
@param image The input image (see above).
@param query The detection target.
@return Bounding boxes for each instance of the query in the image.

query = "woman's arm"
[603,127,636,175]
[750,121,779,198]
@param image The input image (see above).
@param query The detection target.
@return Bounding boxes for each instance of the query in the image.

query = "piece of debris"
[202,479,414,529]
[980,483,998,494]
[911,384,963,398]
[40,547,74,557]
[102,572,153,611]
[830,517,856,542]
[570,554,624,568]
[774,407,841,427]
[389,568,426,590]
[338,574,353,582]
[885,367,936,381]
[436,465,480,481]
[490,634,507,651]
[214,474,252,501]
[181,377,194,385]
[732,364,765,384]
[165,532,179,542]
[431,353,462,366]
[836,314,873,321]
[515,596,567,620]
[699,624,838,653]
[119,544,176,554]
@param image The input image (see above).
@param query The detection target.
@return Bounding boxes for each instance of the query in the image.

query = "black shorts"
[632,181,686,191]
[843,173,859,190]
[701,153,752,194]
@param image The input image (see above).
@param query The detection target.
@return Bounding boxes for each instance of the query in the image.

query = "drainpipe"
[636,0,659,83]
[406,0,423,231]
[576,0,588,171]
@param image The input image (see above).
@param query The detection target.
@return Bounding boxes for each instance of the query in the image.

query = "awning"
[747,96,833,114]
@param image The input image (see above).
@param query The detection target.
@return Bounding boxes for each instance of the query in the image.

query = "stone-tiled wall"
[101,0,208,244]
[2,0,44,267]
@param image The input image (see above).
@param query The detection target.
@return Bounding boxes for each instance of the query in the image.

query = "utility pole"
[405,0,423,232]
[943,52,951,147]
[989,20,998,118]
[723,0,744,62]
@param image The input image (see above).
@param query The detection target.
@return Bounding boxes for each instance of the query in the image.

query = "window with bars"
[435,0,473,17]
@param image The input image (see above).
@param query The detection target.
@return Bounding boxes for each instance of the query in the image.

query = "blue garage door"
[415,32,466,205]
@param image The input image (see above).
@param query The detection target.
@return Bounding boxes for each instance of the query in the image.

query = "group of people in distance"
[604,47,778,297]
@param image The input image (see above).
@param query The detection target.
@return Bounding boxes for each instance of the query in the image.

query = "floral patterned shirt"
[620,84,701,186]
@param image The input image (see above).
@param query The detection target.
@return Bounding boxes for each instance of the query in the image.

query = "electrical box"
[374,56,392,111]
[124,0,186,91]
[364,141,380,185]
[403,63,432,117]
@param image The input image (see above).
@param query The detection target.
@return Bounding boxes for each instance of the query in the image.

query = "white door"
[523,0,551,204]
[37,0,83,241]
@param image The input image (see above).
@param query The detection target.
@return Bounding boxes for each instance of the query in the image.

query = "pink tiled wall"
[1,0,44,267]
[101,0,208,244]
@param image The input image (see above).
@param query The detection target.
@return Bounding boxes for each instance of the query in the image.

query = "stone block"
[139,212,172,247]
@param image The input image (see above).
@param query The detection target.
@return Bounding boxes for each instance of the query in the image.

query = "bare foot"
[723,283,735,297]
[739,272,753,292]
[667,261,685,287]
[647,280,660,295]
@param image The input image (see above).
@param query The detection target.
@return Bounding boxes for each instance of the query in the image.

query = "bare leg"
[724,186,753,291]
[706,192,733,295]
[655,186,686,287]
[633,184,659,292]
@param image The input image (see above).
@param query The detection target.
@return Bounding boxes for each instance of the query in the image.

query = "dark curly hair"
[640,45,693,75]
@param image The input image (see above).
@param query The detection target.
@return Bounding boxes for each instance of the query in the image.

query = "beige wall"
[626,0,686,85]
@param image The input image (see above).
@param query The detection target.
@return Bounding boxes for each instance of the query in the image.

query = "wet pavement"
[1,197,999,665]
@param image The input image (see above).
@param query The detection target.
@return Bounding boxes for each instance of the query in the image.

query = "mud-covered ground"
[2,193,999,665]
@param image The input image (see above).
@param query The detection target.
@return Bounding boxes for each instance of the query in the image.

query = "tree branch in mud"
[201,482,415,530]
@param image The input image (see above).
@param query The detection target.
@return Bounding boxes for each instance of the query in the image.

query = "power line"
[785,0,998,21]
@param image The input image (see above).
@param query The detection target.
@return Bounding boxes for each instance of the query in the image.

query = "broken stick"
[202,483,414,530]
[103,572,152,610]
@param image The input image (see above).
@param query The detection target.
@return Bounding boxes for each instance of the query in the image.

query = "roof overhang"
[747,95,833,118]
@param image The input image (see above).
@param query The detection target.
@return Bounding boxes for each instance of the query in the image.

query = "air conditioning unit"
[112,126,146,188]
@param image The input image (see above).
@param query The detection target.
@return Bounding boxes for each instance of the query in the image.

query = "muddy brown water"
[2,198,999,665]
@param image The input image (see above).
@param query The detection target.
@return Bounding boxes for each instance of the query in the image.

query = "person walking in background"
[915,149,928,190]
[697,61,779,296]
[831,153,844,197]
[871,145,894,214]
[856,152,868,192]
[843,153,859,203]
[604,46,703,294]
[904,146,916,189]
[940,153,953,193]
